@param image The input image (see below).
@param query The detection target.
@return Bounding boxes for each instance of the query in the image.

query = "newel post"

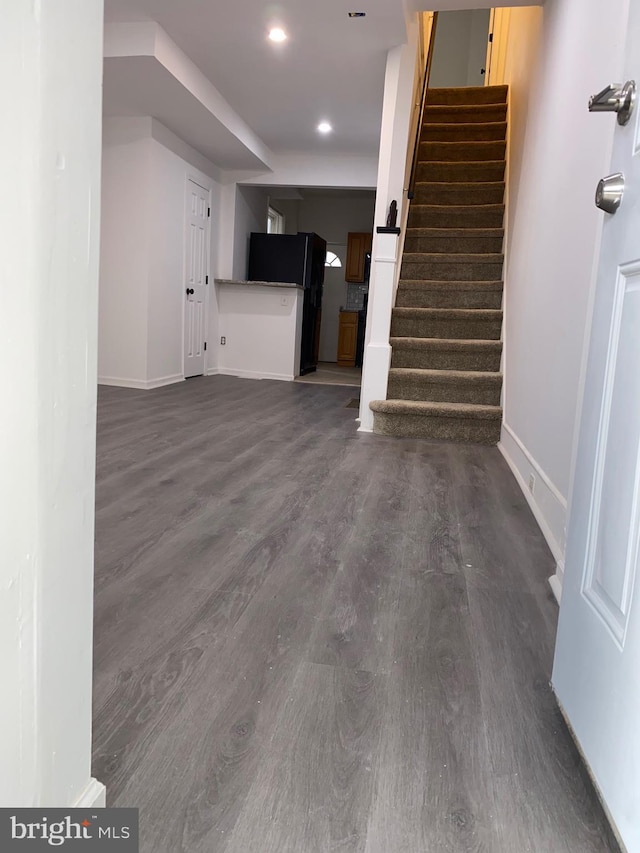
[358,226,401,432]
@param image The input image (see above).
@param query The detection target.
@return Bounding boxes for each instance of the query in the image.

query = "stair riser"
[391,316,502,340]
[424,106,507,124]
[387,376,502,405]
[395,288,502,309]
[408,208,504,229]
[427,86,508,105]
[401,260,504,281]
[416,162,505,183]
[391,347,502,372]
[420,141,506,162]
[412,184,505,205]
[372,411,501,444]
[403,234,504,253]
[422,122,507,142]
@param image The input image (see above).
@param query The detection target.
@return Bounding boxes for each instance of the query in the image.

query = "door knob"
[186,288,194,295]
[589,81,636,125]
[595,172,625,214]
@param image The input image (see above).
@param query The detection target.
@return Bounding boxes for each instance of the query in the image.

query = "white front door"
[553,6,640,850]
[184,179,209,378]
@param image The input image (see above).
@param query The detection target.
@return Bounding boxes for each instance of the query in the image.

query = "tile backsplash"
[344,283,369,311]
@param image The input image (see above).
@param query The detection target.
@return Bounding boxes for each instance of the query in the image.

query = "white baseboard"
[146,374,184,389]
[73,777,106,808]
[215,367,295,382]
[98,374,184,390]
[206,367,220,376]
[499,423,567,596]
[549,572,563,604]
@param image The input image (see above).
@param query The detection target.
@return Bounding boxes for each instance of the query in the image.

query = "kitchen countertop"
[215,278,303,290]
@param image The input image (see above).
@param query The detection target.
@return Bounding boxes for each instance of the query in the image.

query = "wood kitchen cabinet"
[345,232,372,282]
[337,311,358,367]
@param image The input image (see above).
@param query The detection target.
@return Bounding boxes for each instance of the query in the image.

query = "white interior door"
[553,7,640,851]
[184,179,209,378]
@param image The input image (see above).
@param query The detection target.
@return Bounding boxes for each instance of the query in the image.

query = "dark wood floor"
[93,376,619,853]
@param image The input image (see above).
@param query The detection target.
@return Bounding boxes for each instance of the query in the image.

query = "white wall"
[232,185,270,280]
[215,284,304,381]
[0,0,105,807]
[99,122,151,385]
[99,118,219,388]
[273,199,300,234]
[429,10,490,88]
[297,194,375,243]
[498,0,628,587]
[360,21,421,431]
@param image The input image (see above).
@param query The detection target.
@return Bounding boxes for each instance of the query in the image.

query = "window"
[267,206,284,234]
[325,250,342,268]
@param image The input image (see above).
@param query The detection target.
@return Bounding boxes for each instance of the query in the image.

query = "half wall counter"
[213,280,304,381]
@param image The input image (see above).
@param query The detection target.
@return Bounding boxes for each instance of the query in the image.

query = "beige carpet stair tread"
[419,141,507,162]
[406,226,504,236]
[413,181,505,194]
[417,161,506,183]
[421,122,508,142]
[411,186,505,206]
[407,206,506,231]
[398,279,503,290]
[391,335,502,348]
[401,252,504,265]
[403,229,505,254]
[424,105,508,124]
[392,307,502,320]
[370,399,502,419]
[389,367,502,383]
[427,85,508,105]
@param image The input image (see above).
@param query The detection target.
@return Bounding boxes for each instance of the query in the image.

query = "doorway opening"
[429,8,492,88]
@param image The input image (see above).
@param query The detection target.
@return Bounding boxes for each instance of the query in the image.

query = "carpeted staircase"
[370,85,507,444]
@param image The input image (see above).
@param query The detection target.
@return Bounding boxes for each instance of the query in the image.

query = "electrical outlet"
[528,473,536,493]
[220,336,226,345]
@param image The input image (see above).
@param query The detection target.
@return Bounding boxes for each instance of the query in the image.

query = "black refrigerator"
[248,232,326,375]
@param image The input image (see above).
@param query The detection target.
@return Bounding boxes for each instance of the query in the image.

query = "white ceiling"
[103,0,409,158]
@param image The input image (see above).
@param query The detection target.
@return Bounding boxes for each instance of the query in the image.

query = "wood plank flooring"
[93,376,619,852]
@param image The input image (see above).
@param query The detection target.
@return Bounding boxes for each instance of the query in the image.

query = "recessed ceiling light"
[317,122,333,134]
[268,27,288,43]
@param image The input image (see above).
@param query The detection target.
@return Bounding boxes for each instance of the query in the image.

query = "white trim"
[206,367,220,376]
[215,367,295,382]
[98,374,184,390]
[553,699,629,853]
[502,422,567,509]
[498,423,567,572]
[549,572,563,605]
[73,778,106,809]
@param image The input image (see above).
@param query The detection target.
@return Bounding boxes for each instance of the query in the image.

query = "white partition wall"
[359,21,421,432]
[0,0,105,808]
